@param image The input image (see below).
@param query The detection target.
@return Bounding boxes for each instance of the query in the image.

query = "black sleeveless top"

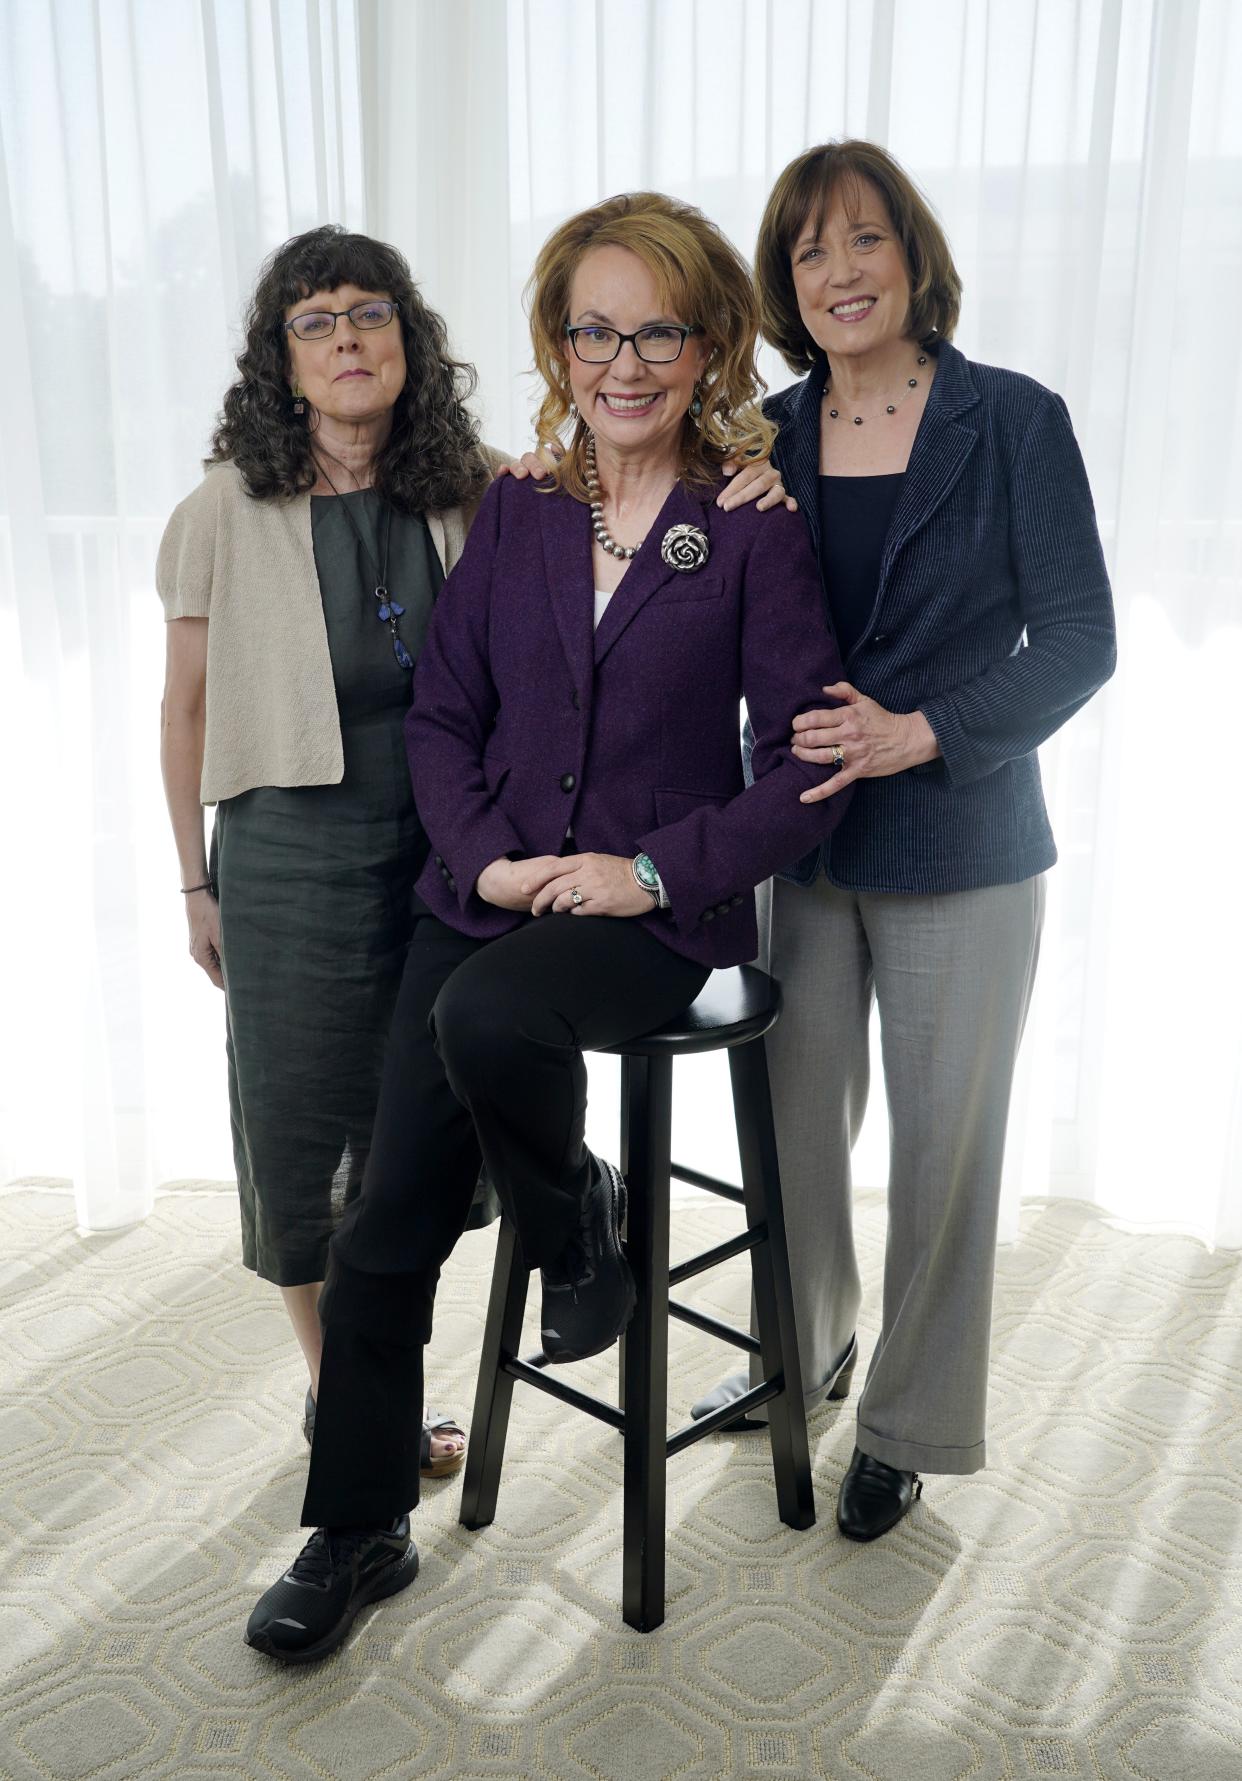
[818,473,904,661]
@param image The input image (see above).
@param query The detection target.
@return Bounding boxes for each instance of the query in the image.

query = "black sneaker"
[540,1155,637,1363]
[244,1518,418,1664]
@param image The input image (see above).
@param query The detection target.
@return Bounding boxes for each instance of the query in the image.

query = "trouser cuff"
[855,1421,986,1476]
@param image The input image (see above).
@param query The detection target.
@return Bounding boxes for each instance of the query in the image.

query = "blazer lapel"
[773,358,828,559]
[538,488,596,701]
[849,343,981,659]
[592,481,712,666]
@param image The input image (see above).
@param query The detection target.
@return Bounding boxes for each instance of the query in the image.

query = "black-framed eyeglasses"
[565,323,701,364]
[284,299,399,341]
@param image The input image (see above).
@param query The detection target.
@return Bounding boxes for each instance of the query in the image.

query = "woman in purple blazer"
[245,190,852,1663]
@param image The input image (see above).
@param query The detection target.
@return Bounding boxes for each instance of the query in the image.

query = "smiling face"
[564,245,709,464]
[790,178,912,363]
[284,283,408,425]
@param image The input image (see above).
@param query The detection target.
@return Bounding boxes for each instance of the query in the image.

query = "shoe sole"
[541,1164,637,1364]
[244,1543,420,1665]
[837,1504,913,1543]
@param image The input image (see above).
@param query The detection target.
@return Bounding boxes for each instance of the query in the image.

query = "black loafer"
[540,1155,636,1363]
[245,1518,418,1664]
[836,1446,922,1542]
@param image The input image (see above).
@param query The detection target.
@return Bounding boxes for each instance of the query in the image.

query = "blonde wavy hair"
[527,192,775,501]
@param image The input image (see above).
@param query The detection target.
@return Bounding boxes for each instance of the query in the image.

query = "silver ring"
[831,744,845,768]
[570,887,584,907]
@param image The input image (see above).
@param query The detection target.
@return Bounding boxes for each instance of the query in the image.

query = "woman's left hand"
[530,853,653,918]
[717,458,797,512]
[794,681,941,803]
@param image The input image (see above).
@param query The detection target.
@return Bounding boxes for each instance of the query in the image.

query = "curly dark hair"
[208,225,491,512]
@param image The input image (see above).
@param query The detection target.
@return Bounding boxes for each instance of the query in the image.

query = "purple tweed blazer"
[405,472,851,968]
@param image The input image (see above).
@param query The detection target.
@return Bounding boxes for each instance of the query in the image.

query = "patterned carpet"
[1,1181,1240,1781]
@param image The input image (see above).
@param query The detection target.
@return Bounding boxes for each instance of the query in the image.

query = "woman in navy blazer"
[245,191,851,1662]
[692,140,1117,1543]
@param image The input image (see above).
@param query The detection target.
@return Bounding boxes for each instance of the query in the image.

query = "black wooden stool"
[458,964,814,1632]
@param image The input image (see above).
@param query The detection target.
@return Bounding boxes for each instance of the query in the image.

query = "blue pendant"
[393,636,413,670]
[377,603,391,622]
[388,599,405,618]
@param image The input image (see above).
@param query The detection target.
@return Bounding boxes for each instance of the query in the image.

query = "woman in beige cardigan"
[160,224,522,1474]
[159,224,786,1473]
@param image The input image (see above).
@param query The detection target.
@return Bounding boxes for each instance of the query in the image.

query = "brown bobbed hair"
[755,140,962,375]
[209,225,490,513]
[527,192,775,500]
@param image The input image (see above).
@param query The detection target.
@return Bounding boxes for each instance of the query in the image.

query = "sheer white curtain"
[0,0,369,1226]
[3,0,1239,1246]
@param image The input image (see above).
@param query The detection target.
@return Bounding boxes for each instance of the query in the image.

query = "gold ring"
[570,887,584,906]
[831,744,845,768]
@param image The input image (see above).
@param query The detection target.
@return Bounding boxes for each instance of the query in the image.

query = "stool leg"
[728,1039,816,1532]
[460,1219,529,1530]
[617,1075,630,1418]
[621,1054,672,1633]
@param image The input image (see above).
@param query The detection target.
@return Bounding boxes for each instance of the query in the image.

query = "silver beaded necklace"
[585,433,645,560]
[825,353,929,425]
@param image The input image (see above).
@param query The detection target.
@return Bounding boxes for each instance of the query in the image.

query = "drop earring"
[292,382,305,416]
[689,383,703,422]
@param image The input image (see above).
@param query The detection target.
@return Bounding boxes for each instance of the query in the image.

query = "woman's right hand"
[476,855,566,912]
[186,889,224,988]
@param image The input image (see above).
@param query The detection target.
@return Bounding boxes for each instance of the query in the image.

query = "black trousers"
[302,910,708,1527]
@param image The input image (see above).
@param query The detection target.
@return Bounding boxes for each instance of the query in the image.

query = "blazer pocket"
[652,573,725,606]
[654,786,732,825]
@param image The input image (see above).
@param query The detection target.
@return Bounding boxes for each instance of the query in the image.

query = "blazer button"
[559,772,576,792]
[715,902,730,915]
[447,878,457,893]
[702,909,715,923]
[434,854,443,866]
[731,894,743,907]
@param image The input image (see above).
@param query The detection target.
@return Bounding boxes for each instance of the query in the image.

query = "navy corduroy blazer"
[763,339,1117,895]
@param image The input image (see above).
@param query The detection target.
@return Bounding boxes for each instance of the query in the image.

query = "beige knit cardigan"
[156,449,509,804]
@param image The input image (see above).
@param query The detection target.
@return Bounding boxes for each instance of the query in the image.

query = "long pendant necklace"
[314,456,413,670]
[825,352,929,425]
[585,433,645,560]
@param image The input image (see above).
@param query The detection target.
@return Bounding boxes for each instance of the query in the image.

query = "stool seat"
[601,964,781,1058]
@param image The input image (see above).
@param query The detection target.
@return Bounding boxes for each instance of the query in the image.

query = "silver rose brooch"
[660,523,710,573]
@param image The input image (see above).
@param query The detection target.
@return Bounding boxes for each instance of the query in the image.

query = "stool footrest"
[502,1355,627,1431]
[668,1224,765,1287]
[670,1161,744,1205]
[668,1297,762,1355]
[665,1378,782,1456]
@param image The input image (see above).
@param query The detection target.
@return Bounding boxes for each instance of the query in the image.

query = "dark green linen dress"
[212,492,464,1285]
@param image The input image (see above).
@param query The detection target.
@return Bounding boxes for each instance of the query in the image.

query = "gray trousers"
[754,871,1045,1475]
